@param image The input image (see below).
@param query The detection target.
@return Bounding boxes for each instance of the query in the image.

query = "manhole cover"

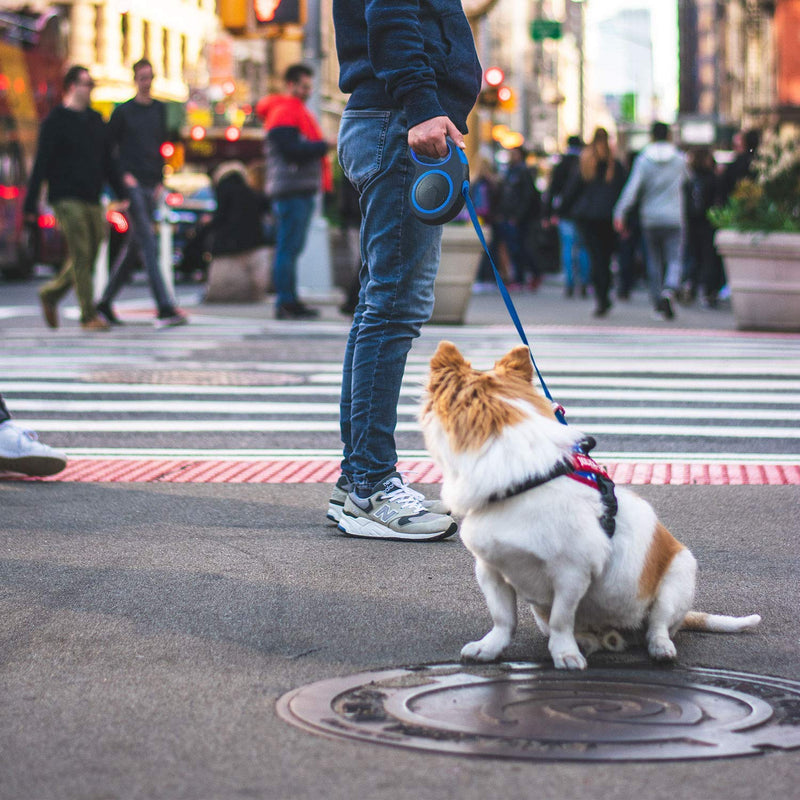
[85,369,304,386]
[276,662,800,761]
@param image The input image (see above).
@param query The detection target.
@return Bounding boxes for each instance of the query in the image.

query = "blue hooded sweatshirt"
[333,0,482,133]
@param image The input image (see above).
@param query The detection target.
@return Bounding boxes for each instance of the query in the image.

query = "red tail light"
[0,184,20,200]
[38,213,56,228]
[106,210,129,234]
[160,142,176,159]
[224,126,241,142]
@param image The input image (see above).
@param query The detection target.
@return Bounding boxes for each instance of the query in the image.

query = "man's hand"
[613,218,628,237]
[123,172,138,188]
[408,116,464,159]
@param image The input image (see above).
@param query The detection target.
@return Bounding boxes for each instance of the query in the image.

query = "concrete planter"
[430,223,482,324]
[715,229,800,332]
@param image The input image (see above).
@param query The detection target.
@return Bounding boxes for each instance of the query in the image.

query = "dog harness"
[486,437,618,537]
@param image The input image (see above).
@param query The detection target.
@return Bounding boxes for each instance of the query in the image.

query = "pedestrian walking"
[0,393,66,477]
[24,65,125,332]
[204,162,272,303]
[544,135,590,298]
[561,127,626,317]
[614,121,689,321]
[682,147,722,307]
[471,158,508,292]
[97,58,187,329]
[256,64,332,320]
[615,149,647,300]
[329,0,481,541]
[497,146,542,290]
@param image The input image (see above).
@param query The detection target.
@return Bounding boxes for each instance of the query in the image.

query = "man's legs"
[337,110,441,493]
[662,226,683,296]
[125,184,176,315]
[42,200,102,323]
[642,227,665,305]
[272,194,315,308]
[98,231,136,309]
[558,219,579,292]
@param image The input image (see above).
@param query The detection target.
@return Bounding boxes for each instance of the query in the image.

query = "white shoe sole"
[337,512,457,542]
[326,500,344,523]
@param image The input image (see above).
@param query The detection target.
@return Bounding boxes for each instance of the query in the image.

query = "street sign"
[530,19,562,42]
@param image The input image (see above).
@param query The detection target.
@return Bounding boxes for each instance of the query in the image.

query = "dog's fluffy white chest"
[460,483,659,631]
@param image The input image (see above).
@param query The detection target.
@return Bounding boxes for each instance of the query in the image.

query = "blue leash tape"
[461,181,566,426]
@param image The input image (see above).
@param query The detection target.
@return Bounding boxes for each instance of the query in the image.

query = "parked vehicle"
[0,8,68,279]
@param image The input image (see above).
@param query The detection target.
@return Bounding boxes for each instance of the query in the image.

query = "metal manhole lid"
[84,369,304,386]
[276,662,800,762]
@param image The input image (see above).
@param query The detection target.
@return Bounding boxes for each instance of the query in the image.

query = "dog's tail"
[682,611,761,633]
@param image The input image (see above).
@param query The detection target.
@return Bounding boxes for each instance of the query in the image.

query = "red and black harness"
[486,436,618,537]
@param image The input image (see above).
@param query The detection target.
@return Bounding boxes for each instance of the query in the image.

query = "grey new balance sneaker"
[326,472,450,523]
[337,473,457,542]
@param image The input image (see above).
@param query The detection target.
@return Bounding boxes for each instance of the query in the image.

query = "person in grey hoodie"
[614,122,688,320]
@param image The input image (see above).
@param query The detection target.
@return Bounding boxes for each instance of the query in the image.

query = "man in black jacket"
[25,65,124,331]
[98,58,187,329]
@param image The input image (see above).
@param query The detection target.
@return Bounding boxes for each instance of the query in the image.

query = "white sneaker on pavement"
[337,473,457,542]
[326,472,449,523]
[0,421,67,477]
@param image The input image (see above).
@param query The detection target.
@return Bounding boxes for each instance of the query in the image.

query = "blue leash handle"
[461,182,566,426]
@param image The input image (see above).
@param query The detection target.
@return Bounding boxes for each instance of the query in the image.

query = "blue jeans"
[337,109,442,493]
[100,184,175,315]
[642,226,683,304]
[558,219,590,289]
[272,193,315,306]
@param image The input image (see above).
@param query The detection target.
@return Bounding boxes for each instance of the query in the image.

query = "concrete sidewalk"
[187,271,741,332]
[1,479,797,800]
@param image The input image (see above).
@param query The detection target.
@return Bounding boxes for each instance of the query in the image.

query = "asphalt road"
[1,481,797,800]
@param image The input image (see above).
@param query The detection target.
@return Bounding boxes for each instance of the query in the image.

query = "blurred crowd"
[468,123,761,321]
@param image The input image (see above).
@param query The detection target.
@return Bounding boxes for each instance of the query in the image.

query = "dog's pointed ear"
[431,340,467,372]
[494,346,533,383]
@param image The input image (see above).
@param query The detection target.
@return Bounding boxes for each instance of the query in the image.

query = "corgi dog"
[420,341,761,670]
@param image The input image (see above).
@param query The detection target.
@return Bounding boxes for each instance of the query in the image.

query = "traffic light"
[254,0,303,26]
[484,66,505,87]
[219,0,247,31]
[160,141,184,172]
[498,86,515,111]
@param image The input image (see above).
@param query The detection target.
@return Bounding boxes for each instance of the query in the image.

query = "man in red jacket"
[256,64,332,319]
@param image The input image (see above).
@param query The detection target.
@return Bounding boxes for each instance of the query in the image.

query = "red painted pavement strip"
[3,458,799,486]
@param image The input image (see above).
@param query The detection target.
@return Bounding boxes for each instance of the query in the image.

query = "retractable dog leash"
[410,137,566,425]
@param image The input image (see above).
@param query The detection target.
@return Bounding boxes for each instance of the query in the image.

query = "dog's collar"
[485,439,618,537]
[486,459,574,504]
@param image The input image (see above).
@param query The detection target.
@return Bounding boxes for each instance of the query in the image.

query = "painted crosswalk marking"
[2,310,799,481]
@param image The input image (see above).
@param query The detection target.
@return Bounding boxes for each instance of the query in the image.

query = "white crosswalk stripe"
[2,311,799,464]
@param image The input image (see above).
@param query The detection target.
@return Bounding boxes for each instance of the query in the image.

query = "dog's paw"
[552,650,588,670]
[648,636,677,661]
[461,640,503,662]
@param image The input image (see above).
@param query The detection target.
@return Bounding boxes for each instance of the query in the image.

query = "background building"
[679,0,800,142]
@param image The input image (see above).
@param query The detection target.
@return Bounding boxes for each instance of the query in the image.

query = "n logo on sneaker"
[373,505,400,523]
